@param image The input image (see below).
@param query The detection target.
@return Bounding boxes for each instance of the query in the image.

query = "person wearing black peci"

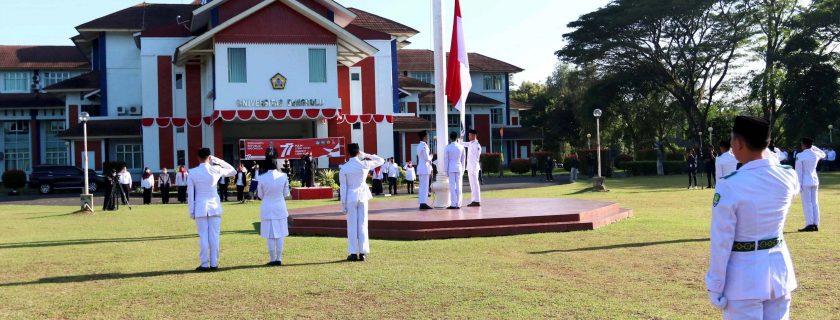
[687,149,698,189]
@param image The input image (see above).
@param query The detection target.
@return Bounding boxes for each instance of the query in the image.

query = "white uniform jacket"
[715,151,738,181]
[118,171,132,185]
[187,159,237,219]
[339,155,385,209]
[141,175,154,189]
[387,163,400,178]
[795,146,826,187]
[444,142,466,173]
[175,172,188,186]
[256,170,291,220]
[404,165,416,181]
[416,142,433,175]
[706,158,800,301]
[461,140,482,173]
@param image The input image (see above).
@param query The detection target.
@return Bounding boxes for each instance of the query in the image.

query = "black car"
[28,165,106,194]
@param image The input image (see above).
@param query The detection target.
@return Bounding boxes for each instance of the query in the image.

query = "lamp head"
[830,124,834,130]
[708,126,713,132]
[593,109,602,118]
[79,112,90,123]
[586,133,591,138]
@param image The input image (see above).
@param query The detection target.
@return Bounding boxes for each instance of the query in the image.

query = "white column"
[431,0,450,208]
[316,119,329,169]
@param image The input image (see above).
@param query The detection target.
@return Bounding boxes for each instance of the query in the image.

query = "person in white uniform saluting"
[706,115,799,319]
[714,140,739,183]
[444,131,466,209]
[416,131,434,210]
[256,152,291,266]
[187,148,237,272]
[461,129,482,207]
[795,137,825,232]
[339,143,385,262]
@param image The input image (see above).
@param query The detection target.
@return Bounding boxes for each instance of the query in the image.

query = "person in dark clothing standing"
[705,147,716,189]
[218,175,230,201]
[687,149,698,189]
[530,156,538,177]
[544,156,555,182]
[158,168,172,204]
[235,163,247,203]
[301,153,314,187]
[103,170,121,211]
[586,154,596,178]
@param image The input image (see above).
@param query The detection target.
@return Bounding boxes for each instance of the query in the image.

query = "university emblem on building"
[271,73,287,90]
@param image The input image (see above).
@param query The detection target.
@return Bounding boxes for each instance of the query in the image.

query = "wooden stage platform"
[288,198,633,240]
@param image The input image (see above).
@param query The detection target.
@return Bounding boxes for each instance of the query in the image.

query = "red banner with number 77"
[239,138,345,160]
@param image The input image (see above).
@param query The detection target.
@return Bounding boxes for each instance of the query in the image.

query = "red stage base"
[291,187,333,200]
[289,198,633,240]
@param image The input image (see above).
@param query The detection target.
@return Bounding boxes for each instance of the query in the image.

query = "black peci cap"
[197,147,211,159]
[467,129,477,135]
[347,143,360,155]
[732,116,770,150]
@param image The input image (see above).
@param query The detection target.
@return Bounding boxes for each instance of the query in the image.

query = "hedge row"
[618,161,688,176]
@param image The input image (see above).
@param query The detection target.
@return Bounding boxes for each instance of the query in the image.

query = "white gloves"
[708,291,727,310]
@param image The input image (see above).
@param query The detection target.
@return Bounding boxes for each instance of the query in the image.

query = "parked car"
[28,165,106,194]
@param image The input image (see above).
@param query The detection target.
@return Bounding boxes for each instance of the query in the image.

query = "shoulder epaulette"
[722,171,738,179]
[778,165,793,170]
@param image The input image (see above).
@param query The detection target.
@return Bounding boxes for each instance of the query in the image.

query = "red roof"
[510,99,532,111]
[348,8,419,35]
[0,46,88,70]
[419,91,503,105]
[76,3,197,32]
[398,49,523,73]
[43,71,100,91]
[393,116,433,131]
[399,76,433,90]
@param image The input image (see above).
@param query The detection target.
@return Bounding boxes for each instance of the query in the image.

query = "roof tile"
[398,49,523,73]
[0,46,88,70]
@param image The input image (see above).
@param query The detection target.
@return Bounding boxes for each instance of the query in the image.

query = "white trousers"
[724,294,791,320]
[418,174,430,206]
[801,186,820,226]
[266,237,285,262]
[347,201,370,254]
[195,216,221,268]
[448,171,464,207]
[467,170,481,203]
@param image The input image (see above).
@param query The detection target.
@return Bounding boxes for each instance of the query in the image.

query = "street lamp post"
[79,112,93,213]
[586,133,591,149]
[708,127,714,148]
[829,124,834,143]
[592,109,606,191]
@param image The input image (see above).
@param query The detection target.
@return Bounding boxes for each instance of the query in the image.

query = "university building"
[0,0,538,177]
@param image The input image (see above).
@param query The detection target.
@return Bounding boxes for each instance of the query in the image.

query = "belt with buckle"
[732,238,782,252]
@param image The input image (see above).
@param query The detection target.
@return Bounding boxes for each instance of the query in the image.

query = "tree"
[557,0,753,146]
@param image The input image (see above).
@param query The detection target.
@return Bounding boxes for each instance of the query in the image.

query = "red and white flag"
[446,0,471,137]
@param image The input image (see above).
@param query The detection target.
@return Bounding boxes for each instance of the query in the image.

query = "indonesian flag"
[446,0,471,137]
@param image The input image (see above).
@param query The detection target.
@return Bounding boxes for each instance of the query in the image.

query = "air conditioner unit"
[129,106,141,115]
[116,106,127,115]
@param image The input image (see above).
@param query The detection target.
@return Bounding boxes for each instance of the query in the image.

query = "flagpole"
[431,0,451,208]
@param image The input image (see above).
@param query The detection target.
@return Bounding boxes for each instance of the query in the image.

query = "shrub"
[480,153,502,173]
[2,170,26,189]
[508,159,531,174]
[620,161,687,176]
[317,169,339,190]
[290,180,303,188]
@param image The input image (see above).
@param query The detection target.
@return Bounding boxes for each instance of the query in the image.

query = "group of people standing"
[102,165,191,210]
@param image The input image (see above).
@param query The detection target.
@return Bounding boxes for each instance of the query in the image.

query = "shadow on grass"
[0,230,256,250]
[529,237,709,254]
[26,211,83,219]
[0,260,346,287]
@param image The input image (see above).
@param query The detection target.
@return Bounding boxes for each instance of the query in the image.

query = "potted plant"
[2,170,27,196]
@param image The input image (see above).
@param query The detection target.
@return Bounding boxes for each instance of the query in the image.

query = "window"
[399,102,409,114]
[4,121,30,171]
[176,126,184,133]
[227,48,247,83]
[45,121,68,165]
[116,144,143,170]
[352,123,361,130]
[42,72,72,88]
[491,108,504,125]
[309,48,327,83]
[351,73,360,81]
[483,74,504,91]
[175,73,183,89]
[408,72,433,84]
[177,150,185,166]
[81,105,103,117]
[3,72,30,92]
[448,115,461,127]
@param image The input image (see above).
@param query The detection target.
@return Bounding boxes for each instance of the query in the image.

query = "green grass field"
[0,174,837,319]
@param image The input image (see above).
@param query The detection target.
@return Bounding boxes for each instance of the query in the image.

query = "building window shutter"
[309,48,327,83]
[227,48,247,83]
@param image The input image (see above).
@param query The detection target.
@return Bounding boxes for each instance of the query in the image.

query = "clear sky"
[0,0,610,85]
